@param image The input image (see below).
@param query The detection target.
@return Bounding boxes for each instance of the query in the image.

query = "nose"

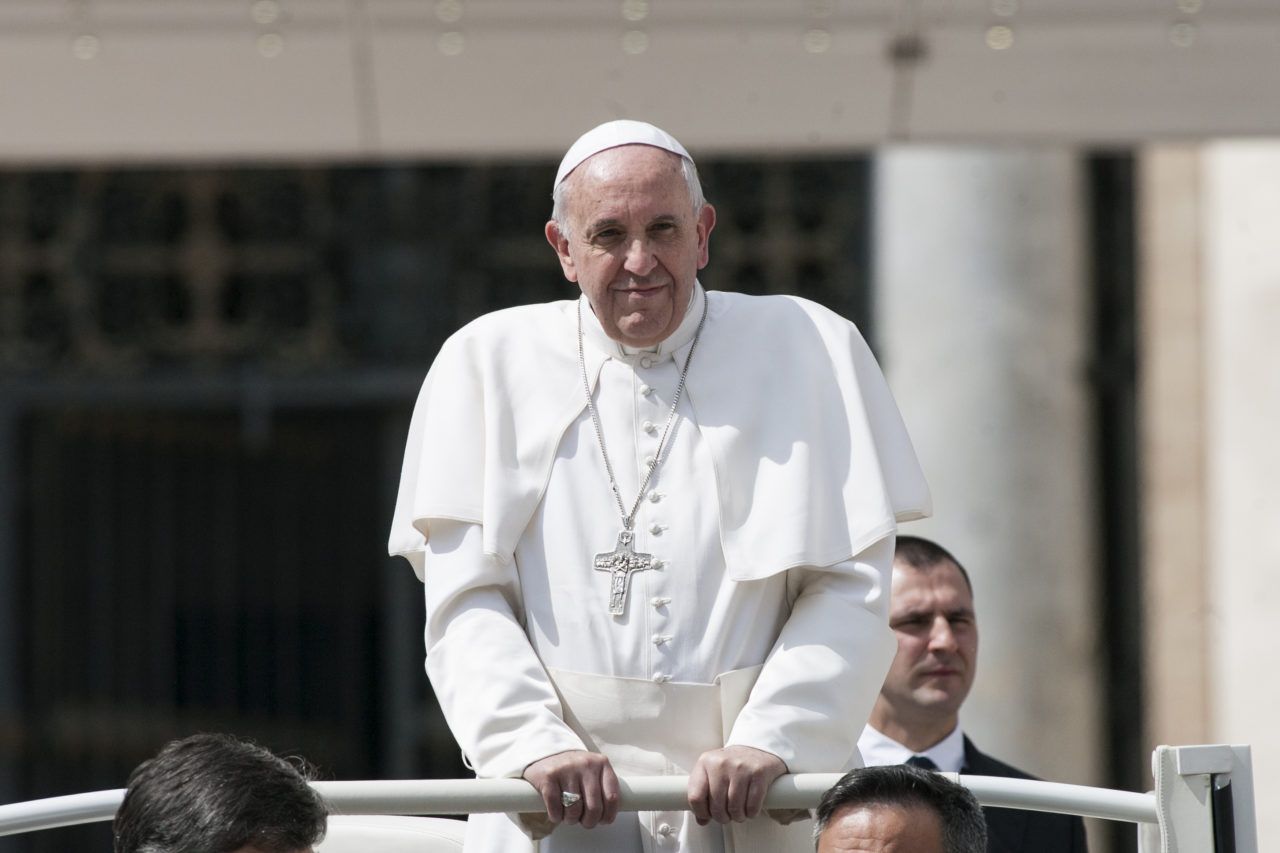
[928,617,959,654]
[623,236,658,276]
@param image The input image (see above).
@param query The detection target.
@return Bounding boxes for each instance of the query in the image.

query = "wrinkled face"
[877,560,978,727]
[545,145,715,348]
[816,803,945,853]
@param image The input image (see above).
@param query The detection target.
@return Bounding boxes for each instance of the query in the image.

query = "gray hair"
[551,149,706,239]
[813,765,987,853]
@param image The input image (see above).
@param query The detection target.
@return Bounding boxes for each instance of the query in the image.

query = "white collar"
[580,282,705,364]
[857,723,967,773]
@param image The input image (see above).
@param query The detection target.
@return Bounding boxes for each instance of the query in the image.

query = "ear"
[695,203,716,270]
[545,220,578,282]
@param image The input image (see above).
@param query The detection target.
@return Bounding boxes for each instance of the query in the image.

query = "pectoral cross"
[593,530,655,616]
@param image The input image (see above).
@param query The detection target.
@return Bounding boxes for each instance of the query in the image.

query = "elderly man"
[390,120,930,852]
[113,733,327,853]
[857,536,1088,853]
[813,764,986,853]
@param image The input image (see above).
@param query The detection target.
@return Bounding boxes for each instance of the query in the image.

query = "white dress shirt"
[857,723,967,773]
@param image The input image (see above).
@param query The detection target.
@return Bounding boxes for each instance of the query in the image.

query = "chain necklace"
[577,294,709,616]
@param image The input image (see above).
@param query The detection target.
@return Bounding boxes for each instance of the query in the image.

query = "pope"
[389,120,931,852]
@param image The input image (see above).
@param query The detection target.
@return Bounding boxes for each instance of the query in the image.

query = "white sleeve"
[724,536,897,771]
[423,519,586,778]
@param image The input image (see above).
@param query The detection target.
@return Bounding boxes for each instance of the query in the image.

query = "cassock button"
[642,421,657,435]
[639,384,653,396]
[650,596,671,608]
[652,673,671,683]
[643,455,655,468]
[648,490,661,503]
[657,822,674,837]
[640,356,655,368]
[649,523,664,536]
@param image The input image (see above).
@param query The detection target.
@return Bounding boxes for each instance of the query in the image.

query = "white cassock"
[389,284,931,852]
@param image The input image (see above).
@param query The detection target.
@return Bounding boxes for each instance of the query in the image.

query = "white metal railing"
[0,745,1257,853]
[0,774,1155,836]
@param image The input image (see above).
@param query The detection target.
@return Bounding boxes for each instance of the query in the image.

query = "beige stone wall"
[1140,142,1280,849]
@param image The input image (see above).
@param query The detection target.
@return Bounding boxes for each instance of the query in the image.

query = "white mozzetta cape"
[390,290,930,577]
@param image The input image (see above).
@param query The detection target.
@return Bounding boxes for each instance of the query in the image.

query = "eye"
[591,228,623,245]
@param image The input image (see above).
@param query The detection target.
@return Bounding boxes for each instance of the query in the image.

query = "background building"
[0,2,1277,851]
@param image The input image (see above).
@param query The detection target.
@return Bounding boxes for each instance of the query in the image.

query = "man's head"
[869,536,978,751]
[813,764,986,853]
[113,733,327,853]
[546,120,716,348]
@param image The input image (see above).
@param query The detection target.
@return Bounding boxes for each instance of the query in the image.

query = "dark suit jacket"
[963,737,1089,853]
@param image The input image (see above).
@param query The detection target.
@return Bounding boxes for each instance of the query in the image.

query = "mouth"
[615,282,668,294]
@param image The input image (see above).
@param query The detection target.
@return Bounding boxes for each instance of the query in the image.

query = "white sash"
[463,667,820,853]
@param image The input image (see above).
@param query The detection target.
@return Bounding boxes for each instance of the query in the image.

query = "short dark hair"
[114,733,327,853]
[894,535,974,595]
[814,764,986,853]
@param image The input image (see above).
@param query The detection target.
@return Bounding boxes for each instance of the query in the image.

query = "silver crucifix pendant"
[593,530,655,616]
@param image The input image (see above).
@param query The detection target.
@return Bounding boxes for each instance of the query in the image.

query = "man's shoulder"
[963,737,1040,780]
[965,738,1090,852]
[433,301,574,364]
[448,300,572,343]
[425,300,576,383]
[711,290,848,324]
[707,291,864,352]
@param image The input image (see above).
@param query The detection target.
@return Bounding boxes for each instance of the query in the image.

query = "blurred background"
[0,1,1277,851]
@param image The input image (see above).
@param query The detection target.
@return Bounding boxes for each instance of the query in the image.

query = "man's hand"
[522,750,620,831]
[687,745,787,826]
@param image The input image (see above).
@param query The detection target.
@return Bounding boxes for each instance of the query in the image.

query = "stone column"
[1201,142,1280,848]
[874,148,1101,789]
[1138,146,1211,755]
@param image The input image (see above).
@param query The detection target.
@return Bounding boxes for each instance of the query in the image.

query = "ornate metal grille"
[700,159,872,333]
[0,159,870,376]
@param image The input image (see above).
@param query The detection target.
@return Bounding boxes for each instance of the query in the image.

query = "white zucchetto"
[553,119,693,189]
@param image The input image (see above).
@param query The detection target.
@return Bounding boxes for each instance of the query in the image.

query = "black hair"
[113,733,327,853]
[894,535,974,594]
[813,764,986,853]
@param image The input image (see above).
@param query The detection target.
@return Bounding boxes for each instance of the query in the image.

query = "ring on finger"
[561,791,582,808]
